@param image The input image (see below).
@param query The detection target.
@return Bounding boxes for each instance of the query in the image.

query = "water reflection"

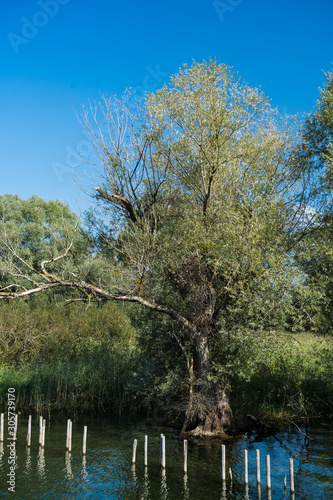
[65,451,73,479]
[81,455,87,479]
[220,481,227,500]
[37,447,46,481]
[160,468,168,499]
[141,468,150,500]
[183,473,190,500]
[25,446,32,476]
[0,417,332,499]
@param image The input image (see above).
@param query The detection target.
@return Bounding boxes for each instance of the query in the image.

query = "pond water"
[0,412,332,499]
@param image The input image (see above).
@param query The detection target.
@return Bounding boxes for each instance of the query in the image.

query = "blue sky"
[1,0,333,215]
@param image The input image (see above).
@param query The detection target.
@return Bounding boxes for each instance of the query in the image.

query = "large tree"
[0,62,313,435]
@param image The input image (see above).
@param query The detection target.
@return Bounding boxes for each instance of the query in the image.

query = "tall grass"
[0,300,139,414]
[230,331,333,423]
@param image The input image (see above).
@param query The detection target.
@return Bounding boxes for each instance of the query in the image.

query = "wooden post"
[39,416,43,446]
[244,449,248,485]
[82,426,87,455]
[0,413,4,441]
[41,418,46,448]
[26,415,32,447]
[68,420,72,453]
[284,474,287,491]
[221,444,226,481]
[289,457,295,494]
[256,449,260,484]
[160,434,166,469]
[132,438,137,465]
[14,414,18,440]
[159,434,163,466]
[184,439,188,474]
[66,419,70,449]
[144,435,148,467]
[266,455,271,490]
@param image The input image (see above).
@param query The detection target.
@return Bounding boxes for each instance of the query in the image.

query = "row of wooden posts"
[1,413,296,495]
[0,413,88,454]
[132,436,296,496]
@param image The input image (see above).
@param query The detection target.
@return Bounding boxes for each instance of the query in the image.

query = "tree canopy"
[0,194,92,297]
[294,67,333,332]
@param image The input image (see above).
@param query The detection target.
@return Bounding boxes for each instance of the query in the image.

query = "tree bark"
[188,332,237,436]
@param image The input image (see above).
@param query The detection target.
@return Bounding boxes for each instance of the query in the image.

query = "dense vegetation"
[0,299,137,415]
[1,61,333,433]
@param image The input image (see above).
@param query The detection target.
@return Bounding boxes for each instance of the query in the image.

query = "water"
[0,414,332,499]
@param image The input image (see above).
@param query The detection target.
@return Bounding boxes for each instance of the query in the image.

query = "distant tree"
[0,194,92,298]
[294,68,333,331]
[0,62,314,435]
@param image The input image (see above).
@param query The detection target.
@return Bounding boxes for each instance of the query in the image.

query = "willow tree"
[0,61,311,435]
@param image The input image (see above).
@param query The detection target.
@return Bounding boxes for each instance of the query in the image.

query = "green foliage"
[136,61,311,332]
[76,61,323,427]
[0,301,138,413]
[0,194,88,261]
[297,66,333,180]
[294,68,333,332]
[0,194,94,298]
[230,331,333,422]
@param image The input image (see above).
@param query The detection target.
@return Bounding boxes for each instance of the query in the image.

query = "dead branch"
[281,415,312,440]
[96,187,138,223]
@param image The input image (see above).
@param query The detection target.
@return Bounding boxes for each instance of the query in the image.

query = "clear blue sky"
[1,0,332,214]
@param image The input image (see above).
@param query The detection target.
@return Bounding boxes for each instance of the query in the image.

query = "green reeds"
[0,301,138,414]
[230,331,333,423]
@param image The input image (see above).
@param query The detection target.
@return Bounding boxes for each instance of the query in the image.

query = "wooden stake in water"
[289,457,295,494]
[26,415,32,447]
[66,419,71,449]
[39,416,43,446]
[244,449,248,485]
[266,455,271,490]
[256,449,261,484]
[68,420,72,453]
[160,434,166,469]
[184,439,188,474]
[144,435,148,467]
[82,426,87,455]
[0,413,4,442]
[132,439,137,465]
[41,419,46,448]
[221,444,226,481]
[14,414,18,441]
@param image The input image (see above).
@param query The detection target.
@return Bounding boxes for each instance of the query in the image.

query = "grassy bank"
[0,345,137,415]
[230,331,333,424]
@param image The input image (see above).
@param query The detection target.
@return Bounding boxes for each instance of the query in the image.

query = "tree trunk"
[188,332,237,437]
